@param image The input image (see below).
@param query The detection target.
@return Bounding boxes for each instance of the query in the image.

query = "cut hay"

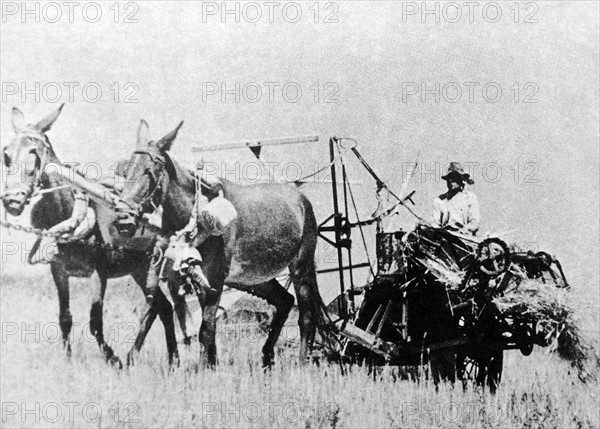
[416,256,465,289]
[493,279,599,383]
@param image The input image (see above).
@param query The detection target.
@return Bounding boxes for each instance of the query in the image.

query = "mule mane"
[159,151,196,234]
[38,136,61,184]
[164,151,195,189]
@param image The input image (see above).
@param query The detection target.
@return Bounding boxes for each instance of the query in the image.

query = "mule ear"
[35,103,64,133]
[137,119,151,147]
[156,121,184,152]
[12,107,26,133]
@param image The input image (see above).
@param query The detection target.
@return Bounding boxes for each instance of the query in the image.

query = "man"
[432,162,481,235]
[428,162,481,385]
[164,169,237,297]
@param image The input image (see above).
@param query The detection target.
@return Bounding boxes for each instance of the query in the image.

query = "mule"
[1,106,188,367]
[115,120,324,367]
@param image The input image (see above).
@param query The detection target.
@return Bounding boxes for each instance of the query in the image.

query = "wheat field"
[1,1,599,427]
[1,265,598,429]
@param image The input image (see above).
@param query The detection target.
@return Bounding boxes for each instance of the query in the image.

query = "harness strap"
[32,184,71,196]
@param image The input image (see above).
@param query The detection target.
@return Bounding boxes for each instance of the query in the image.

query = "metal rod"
[350,147,384,188]
[350,147,431,225]
[317,262,371,274]
[191,135,319,153]
[341,160,356,314]
[330,137,346,317]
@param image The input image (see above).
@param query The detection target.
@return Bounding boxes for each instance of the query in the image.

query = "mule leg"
[172,292,193,346]
[156,281,179,366]
[198,293,220,368]
[242,280,295,368]
[89,269,122,368]
[197,238,227,368]
[128,265,179,366]
[286,195,321,363]
[126,303,158,366]
[50,262,72,358]
[289,244,320,362]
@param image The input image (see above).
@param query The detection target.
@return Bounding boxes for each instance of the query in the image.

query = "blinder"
[2,132,51,209]
[114,148,167,236]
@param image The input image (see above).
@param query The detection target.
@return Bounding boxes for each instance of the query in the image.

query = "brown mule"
[116,120,324,367]
[1,106,189,367]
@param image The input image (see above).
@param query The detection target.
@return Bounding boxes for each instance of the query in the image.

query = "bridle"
[1,131,52,205]
[115,149,168,226]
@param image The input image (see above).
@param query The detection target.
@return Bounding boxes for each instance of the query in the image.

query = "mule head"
[114,119,183,236]
[2,104,64,216]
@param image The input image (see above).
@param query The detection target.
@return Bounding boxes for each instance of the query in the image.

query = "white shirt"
[432,189,481,235]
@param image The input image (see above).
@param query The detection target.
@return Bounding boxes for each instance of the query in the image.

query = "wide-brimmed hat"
[441,162,474,184]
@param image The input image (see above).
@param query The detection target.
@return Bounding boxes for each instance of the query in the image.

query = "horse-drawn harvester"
[302,137,571,391]
[192,135,574,391]
[3,111,580,388]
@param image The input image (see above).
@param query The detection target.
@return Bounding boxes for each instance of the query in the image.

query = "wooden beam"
[191,135,319,153]
[334,320,391,359]
[366,305,384,335]
[50,163,118,207]
[333,319,406,361]
[375,300,393,339]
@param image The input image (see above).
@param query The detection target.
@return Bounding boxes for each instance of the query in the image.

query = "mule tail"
[289,193,331,362]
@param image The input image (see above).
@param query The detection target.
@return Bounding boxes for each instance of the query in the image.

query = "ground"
[0,266,598,428]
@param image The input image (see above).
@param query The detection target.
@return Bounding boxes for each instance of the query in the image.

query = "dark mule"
[1,106,186,366]
[116,120,323,367]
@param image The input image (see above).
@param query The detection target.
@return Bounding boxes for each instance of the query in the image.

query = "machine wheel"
[456,350,503,393]
[476,238,510,277]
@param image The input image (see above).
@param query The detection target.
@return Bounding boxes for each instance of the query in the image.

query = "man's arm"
[175,200,199,241]
[466,192,481,234]
[432,197,445,228]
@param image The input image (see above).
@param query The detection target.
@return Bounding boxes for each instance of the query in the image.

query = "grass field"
[1,266,598,429]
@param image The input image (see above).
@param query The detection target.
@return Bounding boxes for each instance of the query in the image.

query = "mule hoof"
[310,355,321,367]
[203,360,217,371]
[262,354,275,370]
[108,355,123,370]
[65,344,72,360]
[169,352,181,369]
[126,353,135,367]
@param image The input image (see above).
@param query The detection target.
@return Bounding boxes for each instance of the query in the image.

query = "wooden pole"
[191,135,319,153]
[50,163,118,206]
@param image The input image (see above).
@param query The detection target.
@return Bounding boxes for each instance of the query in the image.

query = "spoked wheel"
[456,350,503,393]
[476,238,509,277]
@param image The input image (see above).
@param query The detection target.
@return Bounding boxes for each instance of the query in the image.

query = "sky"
[1,1,598,308]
